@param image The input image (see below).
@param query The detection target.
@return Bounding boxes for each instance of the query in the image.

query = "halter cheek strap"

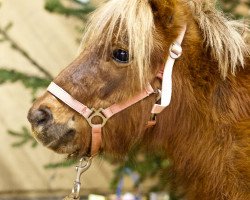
[152,25,187,114]
[47,25,186,157]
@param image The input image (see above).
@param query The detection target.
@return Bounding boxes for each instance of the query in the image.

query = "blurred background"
[0,0,249,200]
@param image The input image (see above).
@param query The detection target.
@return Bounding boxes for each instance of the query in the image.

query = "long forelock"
[80,0,154,87]
[189,0,250,78]
[80,0,249,84]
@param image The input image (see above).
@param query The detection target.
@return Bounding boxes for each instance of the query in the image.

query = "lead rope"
[63,157,93,200]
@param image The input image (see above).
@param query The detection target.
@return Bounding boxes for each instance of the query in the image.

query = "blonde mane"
[80,0,249,85]
[189,0,250,77]
[80,0,154,87]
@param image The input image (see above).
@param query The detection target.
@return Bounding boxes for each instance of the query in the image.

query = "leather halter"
[47,25,186,156]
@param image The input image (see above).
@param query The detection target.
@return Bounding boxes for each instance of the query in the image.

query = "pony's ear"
[149,0,176,27]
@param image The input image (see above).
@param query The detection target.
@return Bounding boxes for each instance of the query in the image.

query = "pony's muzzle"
[27,107,53,127]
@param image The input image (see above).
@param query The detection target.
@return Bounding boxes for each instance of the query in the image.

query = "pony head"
[27,0,249,159]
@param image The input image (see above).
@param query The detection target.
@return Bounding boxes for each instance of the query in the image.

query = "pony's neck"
[143,14,250,199]
[146,18,217,149]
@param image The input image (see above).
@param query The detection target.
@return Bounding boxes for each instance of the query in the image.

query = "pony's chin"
[47,143,79,154]
[67,149,83,159]
[32,131,81,156]
[46,142,86,159]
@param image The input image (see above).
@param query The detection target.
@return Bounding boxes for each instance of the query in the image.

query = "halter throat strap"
[47,25,186,157]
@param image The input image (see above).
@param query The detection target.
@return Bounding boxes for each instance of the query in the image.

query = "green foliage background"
[0,0,249,198]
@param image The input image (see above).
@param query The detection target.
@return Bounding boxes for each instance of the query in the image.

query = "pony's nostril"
[28,108,52,126]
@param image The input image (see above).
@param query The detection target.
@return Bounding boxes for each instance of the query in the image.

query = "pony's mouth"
[32,127,82,155]
[45,138,82,158]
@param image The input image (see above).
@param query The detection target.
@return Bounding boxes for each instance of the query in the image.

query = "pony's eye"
[112,49,129,63]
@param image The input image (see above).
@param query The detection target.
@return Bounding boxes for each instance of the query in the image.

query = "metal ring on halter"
[86,108,108,127]
[169,42,182,59]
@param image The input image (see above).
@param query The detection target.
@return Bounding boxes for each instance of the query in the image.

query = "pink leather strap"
[102,84,154,118]
[91,124,102,156]
[47,82,93,119]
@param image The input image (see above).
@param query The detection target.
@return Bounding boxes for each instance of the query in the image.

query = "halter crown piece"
[47,25,186,199]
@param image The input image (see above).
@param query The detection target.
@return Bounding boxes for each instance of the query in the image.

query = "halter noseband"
[47,25,186,157]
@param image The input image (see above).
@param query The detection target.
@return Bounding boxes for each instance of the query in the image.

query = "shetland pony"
[28,0,250,199]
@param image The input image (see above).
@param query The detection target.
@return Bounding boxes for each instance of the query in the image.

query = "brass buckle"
[86,108,108,127]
